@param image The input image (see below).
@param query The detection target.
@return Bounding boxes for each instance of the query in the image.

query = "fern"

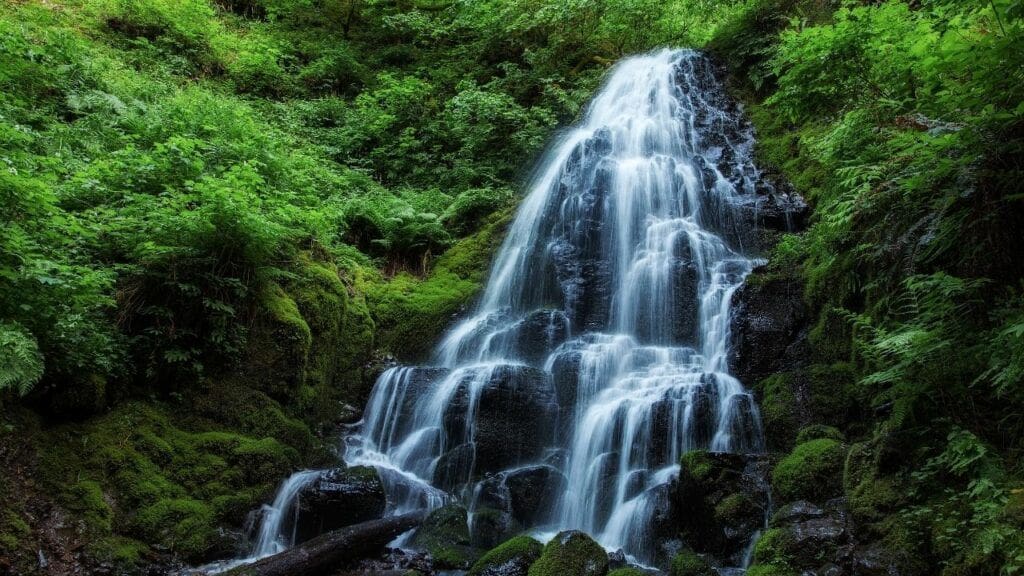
[0,322,44,396]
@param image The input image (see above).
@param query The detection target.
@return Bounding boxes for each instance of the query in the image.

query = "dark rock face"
[487,309,571,363]
[293,466,386,544]
[728,269,809,387]
[411,504,480,570]
[438,364,558,485]
[472,465,567,540]
[666,451,771,568]
[751,498,906,576]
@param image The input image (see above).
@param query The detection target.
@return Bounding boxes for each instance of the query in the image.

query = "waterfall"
[346,48,772,564]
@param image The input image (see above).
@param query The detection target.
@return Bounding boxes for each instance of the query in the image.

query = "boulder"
[488,309,571,364]
[771,439,846,503]
[410,504,481,569]
[469,535,544,576]
[293,466,386,544]
[670,451,770,566]
[438,364,558,484]
[527,531,609,576]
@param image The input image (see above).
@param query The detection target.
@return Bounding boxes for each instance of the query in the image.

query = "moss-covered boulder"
[795,424,844,444]
[672,451,770,564]
[469,535,544,576]
[411,504,480,569]
[528,530,609,576]
[669,549,714,576]
[772,438,846,503]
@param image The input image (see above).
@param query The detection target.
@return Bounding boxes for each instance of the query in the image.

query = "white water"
[343,49,770,565]
[198,470,320,574]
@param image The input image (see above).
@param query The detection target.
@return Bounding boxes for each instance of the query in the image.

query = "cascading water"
[343,48,779,565]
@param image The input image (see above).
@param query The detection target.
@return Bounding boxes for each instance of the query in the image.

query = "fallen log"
[224,511,426,576]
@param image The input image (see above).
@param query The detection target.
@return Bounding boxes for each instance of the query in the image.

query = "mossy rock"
[669,549,713,576]
[528,530,608,576]
[713,492,759,526]
[755,373,798,451]
[795,424,844,444]
[34,401,307,564]
[751,527,796,567]
[411,504,479,569]
[772,438,846,503]
[745,565,799,576]
[469,535,544,576]
[843,439,903,526]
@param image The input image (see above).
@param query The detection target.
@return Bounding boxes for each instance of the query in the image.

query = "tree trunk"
[224,512,426,576]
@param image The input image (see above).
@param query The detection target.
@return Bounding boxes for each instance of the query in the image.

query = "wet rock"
[488,309,571,364]
[607,549,627,570]
[728,268,809,387]
[410,504,481,569]
[748,497,908,576]
[504,465,567,526]
[851,544,901,576]
[293,466,386,544]
[770,501,826,526]
[668,451,770,567]
[438,362,557,479]
[528,530,609,576]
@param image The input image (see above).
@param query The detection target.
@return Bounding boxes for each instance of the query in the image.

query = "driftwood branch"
[225,512,426,576]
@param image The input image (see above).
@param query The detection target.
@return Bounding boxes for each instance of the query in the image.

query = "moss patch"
[362,208,512,361]
[772,439,846,503]
[469,535,543,576]
[670,549,713,576]
[528,530,608,576]
[35,401,309,566]
[412,504,478,569]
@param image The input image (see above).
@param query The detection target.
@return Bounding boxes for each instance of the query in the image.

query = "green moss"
[714,492,755,525]
[756,373,798,450]
[469,535,543,576]
[745,565,799,576]
[134,497,216,557]
[795,424,845,445]
[772,438,846,503]
[411,504,478,569]
[362,209,511,360]
[679,450,715,483]
[843,440,903,526]
[0,509,31,551]
[66,479,113,534]
[35,401,307,564]
[670,549,713,576]
[752,527,795,566]
[807,362,858,430]
[528,530,608,576]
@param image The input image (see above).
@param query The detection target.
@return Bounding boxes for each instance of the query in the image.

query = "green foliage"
[0,323,44,396]
[710,2,1024,573]
[772,438,846,503]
